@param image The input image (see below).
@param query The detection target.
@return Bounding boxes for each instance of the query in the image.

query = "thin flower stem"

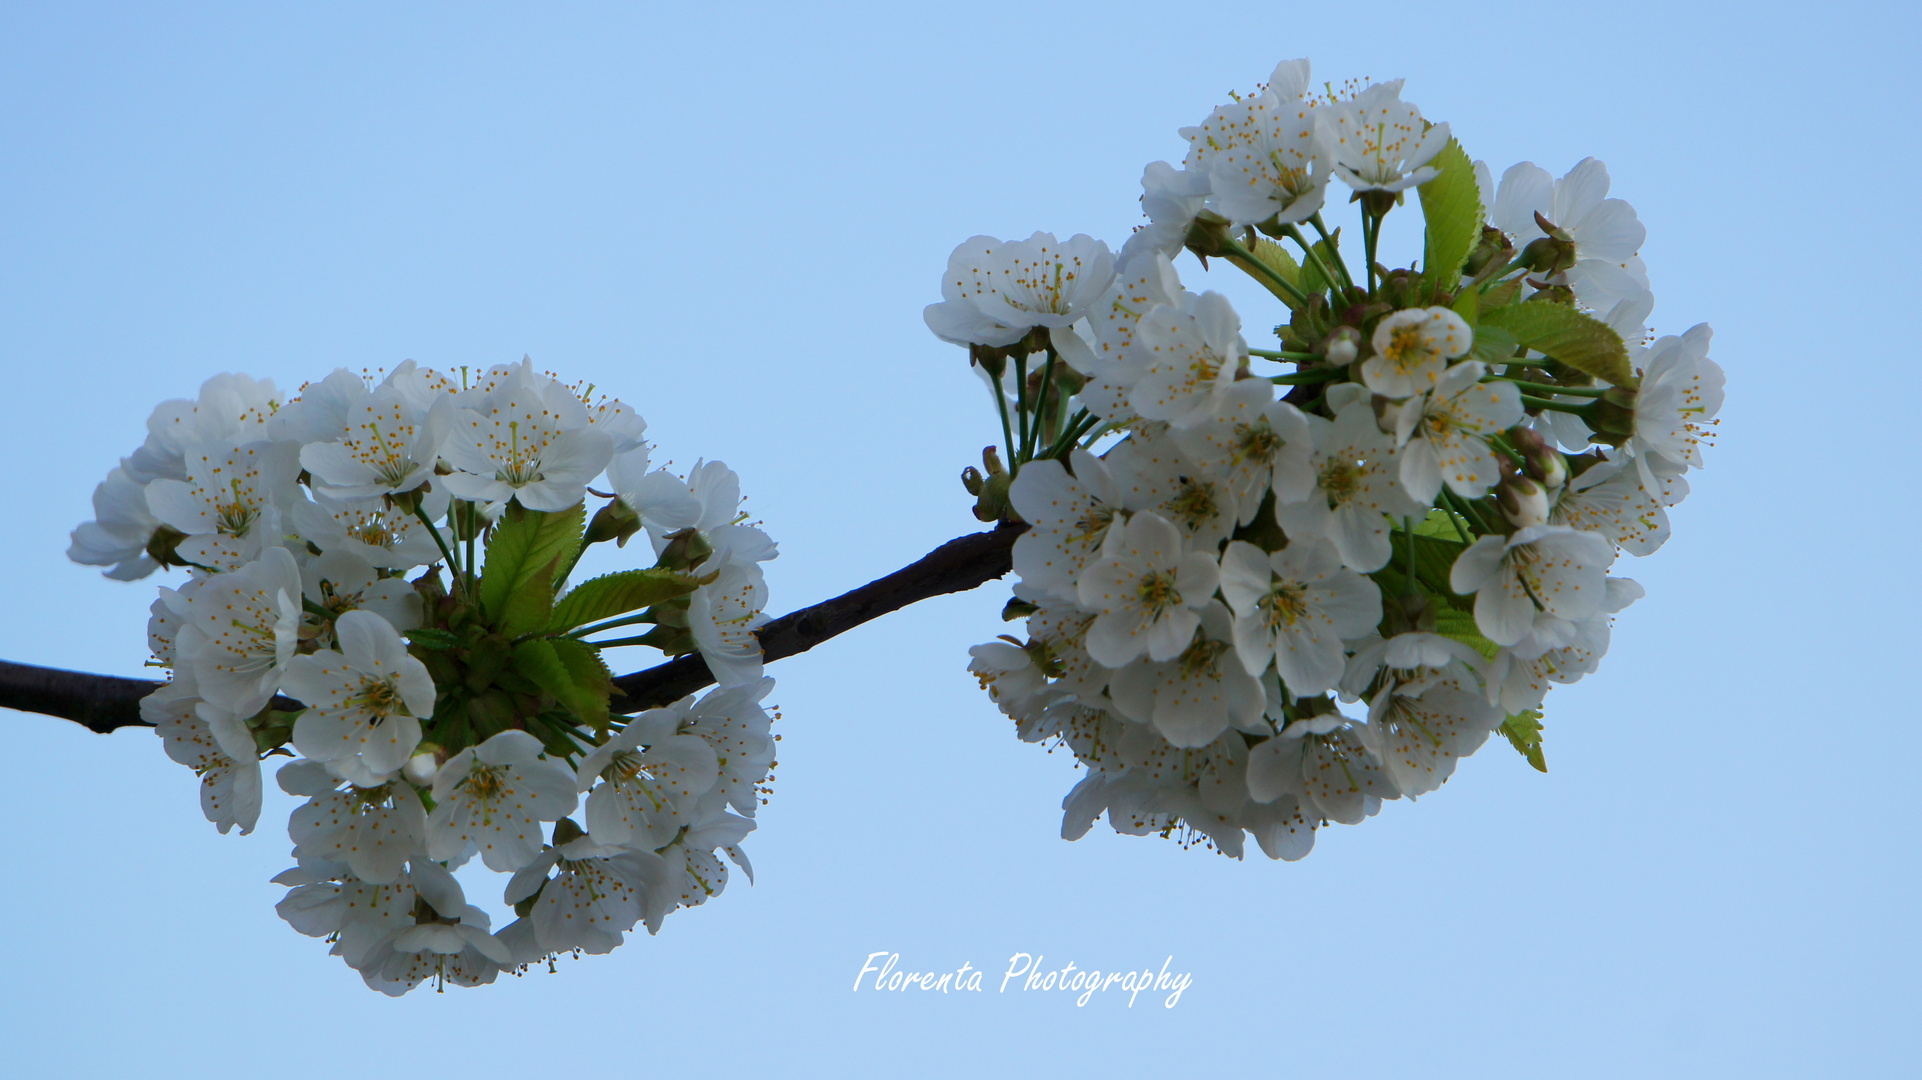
[1014,354,1032,465]
[1442,504,1473,545]
[1363,211,1382,294]
[1489,378,1607,397]
[1442,487,1498,534]
[1079,422,1113,449]
[1270,368,1346,386]
[1402,515,1418,597]
[412,505,461,586]
[1518,394,1596,417]
[1281,222,1347,300]
[1307,212,1355,292]
[1249,348,1321,361]
[1486,433,1528,468]
[1041,407,1094,461]
[567,611,656,639]
[1220,236,1309,308]
[1031,348,1059,459]
[989,374,1017,472]
[302,598,337,621]
[465,528,477,595]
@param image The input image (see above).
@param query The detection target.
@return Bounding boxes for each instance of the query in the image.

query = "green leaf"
[1297,237,1341,299]
[1452,287,1480,326]
[1499,710,1548,772]
[549,568,708,632]
[479,504,585,635]
[1418,137,1482,296]
[1434,607,1498,660]
[1468,323,1519,365]
[511,637,613,732]
[404,627,465,651]
[1248,237,1301,288]
[1370,529,1467,603]
[1478,300,1636,387]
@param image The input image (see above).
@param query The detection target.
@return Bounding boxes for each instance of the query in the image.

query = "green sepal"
[478,503,586,634]
[1499,710,1548,772]
[549,568,709,633]
[511,636,614,733]
[1478,301,1636,388]
[1418,136,1482,296]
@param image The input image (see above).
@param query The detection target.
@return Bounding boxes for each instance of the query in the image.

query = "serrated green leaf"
[1419,137,1481,296]
[1249,237,1301,288]
[1453,287,1479,326]
[511,637,613,732]
[549,568,707,632]
[479,504,585,634]
[404,627,465,651]
[1478,301,1636,387]
[1469,323,1519,365]
[1370,530,1467,604]
[1499,710,1547,772]
[1434,607,1498,660]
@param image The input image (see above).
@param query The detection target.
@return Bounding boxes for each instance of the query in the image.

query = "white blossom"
[1076,511,1221,667]
[1393,360,1525,502]
[1218,538,1381,694]
[427,730,579,872]
[282,611,435,787]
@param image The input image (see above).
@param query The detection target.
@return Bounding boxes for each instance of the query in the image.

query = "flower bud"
[403,750,440,785]
[144,524,190,568]
[1462,225,1514,283]
[1498,474,1549,528]
[970,343,1007,380]
[1182,209,1237,260]
[1325,326,1360,365]
[655,527,714,571]
[1505,425,1568,492]
[585,499,642,547]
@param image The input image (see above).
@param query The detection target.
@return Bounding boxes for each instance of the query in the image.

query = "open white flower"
[1126,291,1249,429]
[281,760,429,885]
[300,378,449,499]
[1393,359,1525,502]
[1076,511,1220,667]
[124,373,282,485]
[441,359,613,512]
[1109,601,1265,748]
[1320,80,1450,194]
[1205,59,1332,228]
[169,546,302,715]
[1008,450,1125,604]
[1363,307,1472,398]
[1629,324,1722,474]
[1105,425,1240,549]
[1484,158,1649,307]
[924,232,1116,347]
[504,838,663,955]
[282,611,435,787]
[1246,714,1399,825]
[576,710,720,851]
[145,440,300,571]
[1362,679,1502,797]
[144,680,263,835]
[68,465,163,580]
[688,559,768,688]
[1120,161,1211,263]
[427,730,578,872]
[1274,403,1426,572]
[1218,538,1381,694]
[361,861,510,996]
[1552,451,1687,556]
[1171,378,1314,521]
[1449,525,1615,647]
[290,491,445,570]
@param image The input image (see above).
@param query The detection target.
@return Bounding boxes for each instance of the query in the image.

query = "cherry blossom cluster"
[70,359,778,993]
[934,60,1723,860]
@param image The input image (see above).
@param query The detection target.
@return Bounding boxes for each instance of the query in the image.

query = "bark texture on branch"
[0,522,1024,734]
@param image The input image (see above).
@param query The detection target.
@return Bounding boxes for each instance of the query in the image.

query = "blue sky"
[2,3,1917,1076]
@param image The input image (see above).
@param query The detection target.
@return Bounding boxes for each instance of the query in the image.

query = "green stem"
[585,634,659,650]
[1079,422,1114,449]
[1518,394,1597,417]
[1270,368,1346,386]
[1041,407,1095,461]
[1221,236,1309,308]
[989,374,1017,473]
[1490,378,1607,398]
[1442,487,1498,535]
[1441,505,1473,545]
[1363,210,1382,294]
[1479,258,1531,292]
[567,611,656,639]
[412,505,461,584]
[1031,347,1059,461]
[302,598,337,621]
[1013,354,1032,465]
[1401,515,1418,597]
[1249,348,1321,361]
[1486,433,1527,468]
[1282,222,1346,300]
[1307,212,1356,292]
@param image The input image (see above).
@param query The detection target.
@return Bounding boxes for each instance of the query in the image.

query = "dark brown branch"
[613,521,1023,708]
[1,522,1025,734]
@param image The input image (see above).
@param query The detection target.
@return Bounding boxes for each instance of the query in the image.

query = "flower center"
[1260,581,1308,629]
[1136,569,1182,617]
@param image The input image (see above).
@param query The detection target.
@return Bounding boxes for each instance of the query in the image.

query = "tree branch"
[1,522,1025,734]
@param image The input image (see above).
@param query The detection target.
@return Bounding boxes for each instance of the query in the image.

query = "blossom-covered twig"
[1,523,1023,734]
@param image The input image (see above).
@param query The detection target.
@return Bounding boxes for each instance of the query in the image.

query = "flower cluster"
[71,359,779,992]
[935,60,1722,861]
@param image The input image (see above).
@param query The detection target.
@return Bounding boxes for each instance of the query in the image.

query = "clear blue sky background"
[2,3,1916,1076]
